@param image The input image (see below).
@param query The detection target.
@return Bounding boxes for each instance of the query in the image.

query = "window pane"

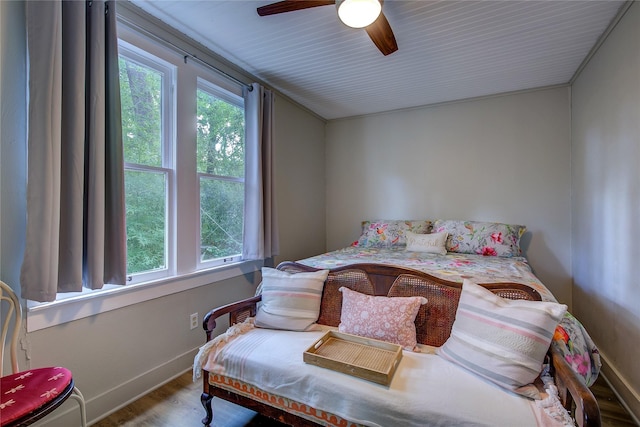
[119,56,163,167]
[196,89,245,177]
[200,178,243,261]
[125,170,167,274]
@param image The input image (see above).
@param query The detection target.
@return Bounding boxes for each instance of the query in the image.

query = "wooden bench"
[199,262,600,427]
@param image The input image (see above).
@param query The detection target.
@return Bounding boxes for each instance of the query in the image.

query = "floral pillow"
[433,219,526,257]
[338,287,427,351]
[353,220,433,248]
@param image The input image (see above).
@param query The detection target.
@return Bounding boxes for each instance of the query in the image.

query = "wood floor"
[93,370,637,427]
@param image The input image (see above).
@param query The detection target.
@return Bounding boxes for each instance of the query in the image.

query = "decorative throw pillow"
[353,220,433,248]
[405,231,448,255]
[437,280,567,398]
[433,219,526,257]
[338,287,427,351]
[255,267,329,331]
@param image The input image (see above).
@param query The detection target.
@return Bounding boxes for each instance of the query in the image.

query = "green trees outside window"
[119,55,167,275]
[119,48,246,277]
[196,87,245,262]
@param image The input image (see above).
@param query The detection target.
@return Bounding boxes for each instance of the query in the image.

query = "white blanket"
[195,320,571,427]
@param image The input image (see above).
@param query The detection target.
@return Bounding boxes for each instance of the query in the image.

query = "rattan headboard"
[276,261,541,346]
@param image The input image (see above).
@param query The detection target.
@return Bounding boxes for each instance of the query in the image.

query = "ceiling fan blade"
[365,12,398,56]
[257,0,335,16]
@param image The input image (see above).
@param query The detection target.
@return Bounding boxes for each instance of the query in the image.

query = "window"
[117,28,248,285]
[119,41,175,283]
[119,42,175,283]
[196,81,245,266]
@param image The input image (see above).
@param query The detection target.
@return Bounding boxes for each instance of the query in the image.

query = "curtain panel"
[243,83,279,261]
[21,0,126,302]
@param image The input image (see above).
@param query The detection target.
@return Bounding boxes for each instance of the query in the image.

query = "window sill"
[25,260,263,332]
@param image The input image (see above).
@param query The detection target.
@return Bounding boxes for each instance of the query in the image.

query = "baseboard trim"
[31,347,199,427]
[599,351,640,425]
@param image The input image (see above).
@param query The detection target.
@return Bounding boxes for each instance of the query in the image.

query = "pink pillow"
[338,287,427,352]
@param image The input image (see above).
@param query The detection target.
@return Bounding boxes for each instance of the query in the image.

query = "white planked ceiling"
[130,0,627,120]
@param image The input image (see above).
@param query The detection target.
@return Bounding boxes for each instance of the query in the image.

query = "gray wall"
[571,2,640,421]
[325,87,573,304]
[0,3,327,425]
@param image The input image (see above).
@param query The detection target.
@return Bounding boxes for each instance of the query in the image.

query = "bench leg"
[201,392,213,426]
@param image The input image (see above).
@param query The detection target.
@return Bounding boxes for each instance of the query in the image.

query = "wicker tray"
[303,331,403,386]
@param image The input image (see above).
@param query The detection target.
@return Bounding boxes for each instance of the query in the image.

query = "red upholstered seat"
[1,281,85,427]
[0,367,74,426]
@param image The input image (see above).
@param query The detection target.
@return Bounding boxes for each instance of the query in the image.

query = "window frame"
[119,39,177,284]
[196,77,246,269]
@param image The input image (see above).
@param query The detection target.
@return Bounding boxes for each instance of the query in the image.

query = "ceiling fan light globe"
[336,0,382,28]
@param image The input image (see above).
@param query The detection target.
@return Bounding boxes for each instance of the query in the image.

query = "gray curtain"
[21,0,126,302]
[243,83,279,261]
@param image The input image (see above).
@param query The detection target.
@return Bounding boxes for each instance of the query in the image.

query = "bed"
[298,219,601,380]
[194,219,601,427]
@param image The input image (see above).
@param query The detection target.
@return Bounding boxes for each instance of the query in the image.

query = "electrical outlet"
[190,312,199,330]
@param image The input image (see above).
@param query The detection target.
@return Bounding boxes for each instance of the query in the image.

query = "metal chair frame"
[1,281,87,427]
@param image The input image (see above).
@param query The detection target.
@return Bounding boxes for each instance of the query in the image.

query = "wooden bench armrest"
[202,295,262,341]
[549,342,601,427]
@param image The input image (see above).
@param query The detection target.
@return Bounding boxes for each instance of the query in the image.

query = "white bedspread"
[197,321,569,427]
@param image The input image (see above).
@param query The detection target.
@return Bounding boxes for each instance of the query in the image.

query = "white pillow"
[437,280,567,398]
[405,231,448,255]
[255,267,329,331]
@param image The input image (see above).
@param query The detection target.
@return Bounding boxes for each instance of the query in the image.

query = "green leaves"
[125,170,166,274]
[196,90,245,177]
[197,88,245,262]
[119,54,246,275]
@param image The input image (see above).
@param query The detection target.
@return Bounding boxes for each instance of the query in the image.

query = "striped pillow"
[255,267,329,331]
[437,279,567,398]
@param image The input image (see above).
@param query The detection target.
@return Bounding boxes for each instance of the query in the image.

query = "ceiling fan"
[257,0,398,56]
